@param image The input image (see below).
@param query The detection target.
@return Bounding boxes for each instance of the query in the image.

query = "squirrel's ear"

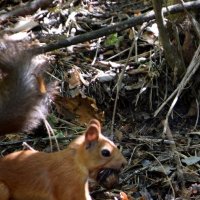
[88,119,101,131]
[85,123,100,143]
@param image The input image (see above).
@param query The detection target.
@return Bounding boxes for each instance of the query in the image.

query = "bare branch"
[0,0,53,22]
[33,0,200,55]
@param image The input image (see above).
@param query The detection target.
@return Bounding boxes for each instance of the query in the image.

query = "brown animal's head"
[77,119,127,180]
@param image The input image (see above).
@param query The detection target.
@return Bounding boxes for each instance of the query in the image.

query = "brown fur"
[0,39,52,134]
[0,119,127,200]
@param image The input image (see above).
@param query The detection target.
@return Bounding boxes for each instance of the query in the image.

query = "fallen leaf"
[56,94,104,125]
[182,156,200,166]
[120,191,129,200]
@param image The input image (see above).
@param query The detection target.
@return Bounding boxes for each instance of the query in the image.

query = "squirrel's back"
[0,39,51,134]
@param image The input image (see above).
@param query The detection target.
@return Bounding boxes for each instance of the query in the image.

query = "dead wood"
[0,0,53,22]
[33,0,200,55]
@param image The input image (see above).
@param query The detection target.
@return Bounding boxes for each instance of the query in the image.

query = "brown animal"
[0,119,127,200]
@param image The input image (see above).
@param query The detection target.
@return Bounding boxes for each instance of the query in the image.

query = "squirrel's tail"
[0,39,52,134]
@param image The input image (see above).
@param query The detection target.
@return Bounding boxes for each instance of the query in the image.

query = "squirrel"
[0,38,53,135]
[0,119,127,200]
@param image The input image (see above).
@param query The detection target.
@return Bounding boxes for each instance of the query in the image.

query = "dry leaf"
[56,94,104,125]
[65,65,89,89]
[5,134,22,141]
[115,129,123,141]
[9,16,39,33]
[120,191,129,200]
[64,66,81,89]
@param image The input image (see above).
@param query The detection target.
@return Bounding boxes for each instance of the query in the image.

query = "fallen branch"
[33,0,200,54]
[154,43,200,117]
[0,0,53,22]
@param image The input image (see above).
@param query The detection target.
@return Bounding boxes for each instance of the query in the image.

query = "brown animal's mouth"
[96,168,120,189]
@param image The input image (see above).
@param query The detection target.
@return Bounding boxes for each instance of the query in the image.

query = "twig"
[0,136,74,147]
[146,151,175,198]
[193,98,199,130]
[162,120,185,191]
[22,142,36,151]
[111,31,135,136]
[91,38,101,65]
[32,0,200,55]
[0,0,53,22]
[154,44,200,117]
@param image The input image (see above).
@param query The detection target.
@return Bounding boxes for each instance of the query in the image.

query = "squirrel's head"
[77,119,127,182]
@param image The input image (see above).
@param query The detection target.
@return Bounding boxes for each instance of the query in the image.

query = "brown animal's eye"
[101,149,111,157]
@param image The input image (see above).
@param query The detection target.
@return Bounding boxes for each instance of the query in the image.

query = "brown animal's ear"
[88,119,101,131]
[85,124,100,144]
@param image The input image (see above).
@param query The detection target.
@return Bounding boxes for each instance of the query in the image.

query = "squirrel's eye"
[101,149,111,157]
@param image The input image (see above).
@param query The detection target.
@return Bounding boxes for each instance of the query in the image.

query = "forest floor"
[0,0,200,199]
